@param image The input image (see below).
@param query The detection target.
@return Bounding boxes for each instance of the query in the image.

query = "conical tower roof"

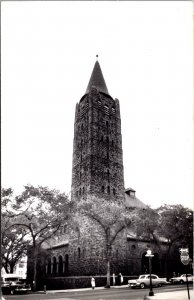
[85,60,109,95]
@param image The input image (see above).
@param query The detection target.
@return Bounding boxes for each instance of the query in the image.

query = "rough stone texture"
[71,87,125,204]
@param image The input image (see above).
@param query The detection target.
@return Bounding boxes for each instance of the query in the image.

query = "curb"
[35,285,129,294]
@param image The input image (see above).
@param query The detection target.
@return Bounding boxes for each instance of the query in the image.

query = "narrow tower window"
[113,188,116,195]
[107,186,110,194]
[78,247,81,259]
[102,186,105,193]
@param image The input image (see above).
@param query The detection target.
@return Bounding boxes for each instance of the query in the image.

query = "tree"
[2,226,29,273]
[2,185,74,291]
[78,197,132,288]
[156,204,193,275]
[1,188,29,273]
[134,205,193,276]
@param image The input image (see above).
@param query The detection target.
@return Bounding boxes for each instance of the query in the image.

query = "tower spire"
[85,59,109,95]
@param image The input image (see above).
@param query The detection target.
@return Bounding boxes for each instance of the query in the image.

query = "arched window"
[132,245,136,250]
[65,254,69,274]
[58,255,63,274]
[107,169,109,179]
[116,249,119,258]
[113,188,116,195]
[47,258,51,274]
[107,186,110,194]
[53,257,57,274]
[102,186,105,193]
[79,188,81,195]
[83,187,85,194]
[78,247,81,259]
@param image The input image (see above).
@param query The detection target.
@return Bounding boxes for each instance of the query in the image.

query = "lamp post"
[145,249,154,296]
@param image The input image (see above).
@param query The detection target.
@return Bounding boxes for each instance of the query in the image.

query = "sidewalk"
[146,289,194,300]
[45,284,129,293]
[37,286,194,300]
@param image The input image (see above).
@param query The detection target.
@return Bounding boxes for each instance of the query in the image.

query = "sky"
[2,1,193,209]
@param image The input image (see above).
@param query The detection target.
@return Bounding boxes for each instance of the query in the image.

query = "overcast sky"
[2,1,193,209]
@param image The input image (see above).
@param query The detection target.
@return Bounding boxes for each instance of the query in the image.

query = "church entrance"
[141,252,160,275]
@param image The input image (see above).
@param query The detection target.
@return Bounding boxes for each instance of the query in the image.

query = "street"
[3,284,192,300]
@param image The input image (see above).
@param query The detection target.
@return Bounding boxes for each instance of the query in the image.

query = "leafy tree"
[2,226,29,273]
[1,188,29,273]
[2,185,74,291]
[78,197,132,288]
[134,205,193,276]
[156,204,193,275]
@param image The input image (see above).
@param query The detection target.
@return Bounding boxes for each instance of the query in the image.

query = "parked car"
[169,274,193,284]
[128,274,169,289]
[1,274,31,295]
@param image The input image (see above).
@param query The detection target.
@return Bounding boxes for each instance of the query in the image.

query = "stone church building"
[34,60,169,287]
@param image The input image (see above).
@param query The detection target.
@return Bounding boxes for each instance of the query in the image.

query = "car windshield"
[5,278,20,282]
[139,275,145,279]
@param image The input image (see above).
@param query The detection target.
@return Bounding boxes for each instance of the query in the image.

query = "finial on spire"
[96,54,98,60]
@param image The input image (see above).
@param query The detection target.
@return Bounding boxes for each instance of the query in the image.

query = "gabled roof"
[85,60,109,95]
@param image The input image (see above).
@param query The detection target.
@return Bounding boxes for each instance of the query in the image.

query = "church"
[34,59,167,288]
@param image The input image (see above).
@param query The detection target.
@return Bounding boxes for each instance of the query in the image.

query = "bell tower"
[71,58,125,203]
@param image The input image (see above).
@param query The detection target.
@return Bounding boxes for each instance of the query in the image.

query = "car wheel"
[158,283,162,287]
[180,280,184,284]
[140,283,145,289]
[10,290,14,295]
